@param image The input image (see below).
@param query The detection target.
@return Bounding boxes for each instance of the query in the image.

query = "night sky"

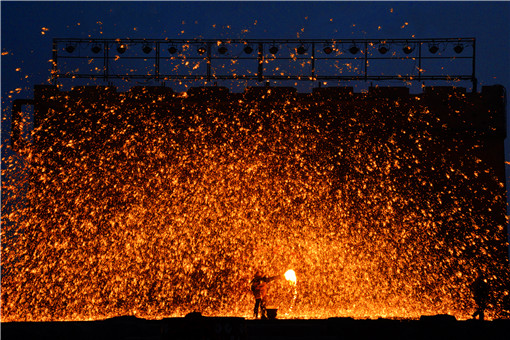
[1,1,509,240]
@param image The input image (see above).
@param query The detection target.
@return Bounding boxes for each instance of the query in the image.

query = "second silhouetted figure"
[471,272,490,320]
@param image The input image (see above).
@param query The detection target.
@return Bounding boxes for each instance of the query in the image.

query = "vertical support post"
[418,42,422,81]
[257,43,264,82]
[311,42,315,81]
[52,40,58,85]
[155,41,160,81]
[472,38,477,92]
[207,42,211,82]
[364,40,368,82]
[104,41,109,82]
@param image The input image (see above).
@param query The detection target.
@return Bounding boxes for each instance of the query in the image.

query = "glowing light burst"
[284,270,297,284]
[1,91,508,321]
[283,269,298,315]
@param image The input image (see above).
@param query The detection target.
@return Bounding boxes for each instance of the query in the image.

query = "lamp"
[91,45,101,54]
[117,44,127,54]
[197,46,207,55]
[349,45,359,54]
[65,45,75,53]
[428,43,439,54]
[218,44,228,54]
[142,45,152,54]
[269,45,278,54]
[323,45,333,54]
[378,44,389,54]
[402,44,414,54]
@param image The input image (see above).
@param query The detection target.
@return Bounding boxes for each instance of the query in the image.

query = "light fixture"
[269,45,278,54]
[65,44,75,53]
[453,44,464,54]
[428,43,439,54]
[142,45,152,54]
[197,45,207,55]
[297,45,307,55]
[243,45,253,54]
[323,45,333,54]
[168,46,178,54]
[349,45,359,54]
[218,44,228,54]
[91,45,101,54]
[378,44,389,54]
[402,44,414,54]
[117,44,127,54]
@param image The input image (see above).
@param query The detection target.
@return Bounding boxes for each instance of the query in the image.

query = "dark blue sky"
[2,1,509,217]
[2,1,510,93]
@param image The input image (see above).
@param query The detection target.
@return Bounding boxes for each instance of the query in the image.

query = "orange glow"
[284,270,297,284]
[1,89,508,322]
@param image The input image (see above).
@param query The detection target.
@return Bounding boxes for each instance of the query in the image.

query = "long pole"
[472,39,477,92]
[104,41,109,82]
[155,42,160,81]
[52,41,58,85]
[258,43,264,82]
[207,43,211,82]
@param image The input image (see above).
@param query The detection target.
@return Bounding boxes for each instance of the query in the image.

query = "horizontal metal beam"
[54,73,474,81]
[53,37,476,45]
[56,55,474,61]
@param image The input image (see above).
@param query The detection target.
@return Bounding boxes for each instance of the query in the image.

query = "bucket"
[266,308,278,319]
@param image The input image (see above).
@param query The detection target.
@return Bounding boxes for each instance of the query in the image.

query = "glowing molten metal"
[284,270,297,285]
[2,86,509,321]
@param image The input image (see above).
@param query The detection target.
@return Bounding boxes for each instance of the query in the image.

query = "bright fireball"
[284,269,297,284]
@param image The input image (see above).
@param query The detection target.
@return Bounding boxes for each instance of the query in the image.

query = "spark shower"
[1,84,508,321]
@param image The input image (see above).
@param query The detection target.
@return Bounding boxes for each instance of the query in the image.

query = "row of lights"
[65,43,271,55]
[65,42,466,56]
[65,43,143,54]
[287,42,464,55]
[327,42,464,55]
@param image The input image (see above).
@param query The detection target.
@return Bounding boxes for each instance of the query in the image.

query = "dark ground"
[2,315,509,340]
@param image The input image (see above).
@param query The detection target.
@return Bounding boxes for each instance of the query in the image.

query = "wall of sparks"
[1,85,508,321]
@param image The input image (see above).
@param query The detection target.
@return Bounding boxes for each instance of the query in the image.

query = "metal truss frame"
[51,38,476,89]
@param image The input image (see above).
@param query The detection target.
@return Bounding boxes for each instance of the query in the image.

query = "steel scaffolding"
[51,38,476,90]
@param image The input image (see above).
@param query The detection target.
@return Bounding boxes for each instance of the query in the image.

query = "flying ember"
[1,85,508,322]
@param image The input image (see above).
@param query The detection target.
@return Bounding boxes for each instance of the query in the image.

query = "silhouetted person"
[251,271,280,319]
[471,273,489,320]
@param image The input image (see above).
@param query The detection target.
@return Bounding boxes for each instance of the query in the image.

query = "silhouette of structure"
[51,38,477,89]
